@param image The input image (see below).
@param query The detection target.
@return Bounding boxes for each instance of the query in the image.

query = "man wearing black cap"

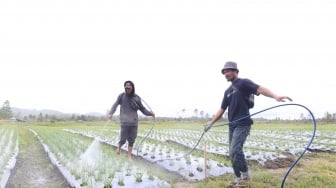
[204,61,292,186]
[108,80,155,161]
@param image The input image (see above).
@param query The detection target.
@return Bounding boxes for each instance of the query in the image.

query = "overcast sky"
[1,0,335,119]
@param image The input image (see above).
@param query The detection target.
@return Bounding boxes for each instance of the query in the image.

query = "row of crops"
[65,128,233,182]
[0,124,18,188]
[0,122,335,188]
[30,126,171,188]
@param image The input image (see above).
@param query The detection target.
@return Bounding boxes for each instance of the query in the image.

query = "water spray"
[81,120,111,163]
[93,119,111,141]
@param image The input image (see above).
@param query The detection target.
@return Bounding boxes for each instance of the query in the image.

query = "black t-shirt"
[221,78,259,126]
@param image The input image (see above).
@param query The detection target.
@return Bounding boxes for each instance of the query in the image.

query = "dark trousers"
[229,124,251,178]
[119,126,138,147]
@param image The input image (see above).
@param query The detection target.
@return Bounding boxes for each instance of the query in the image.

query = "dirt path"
[6,127,69,188]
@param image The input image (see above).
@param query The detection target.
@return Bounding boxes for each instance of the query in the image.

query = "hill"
[11,107,104,117]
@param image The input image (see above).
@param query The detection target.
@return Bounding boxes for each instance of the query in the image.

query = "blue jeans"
[229,124,251,178]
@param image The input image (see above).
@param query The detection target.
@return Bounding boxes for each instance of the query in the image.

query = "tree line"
[0,100,106,122]
[1,100,336,123]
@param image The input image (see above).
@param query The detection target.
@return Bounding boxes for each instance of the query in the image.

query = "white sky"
[1,0,335,118]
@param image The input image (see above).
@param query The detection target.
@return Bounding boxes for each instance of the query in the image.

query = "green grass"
[190,152,336,188]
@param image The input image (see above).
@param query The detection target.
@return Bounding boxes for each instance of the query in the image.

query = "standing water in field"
[80,139,102,166]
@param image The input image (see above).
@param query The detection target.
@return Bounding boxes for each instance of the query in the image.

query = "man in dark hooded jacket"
[108,80,155,161]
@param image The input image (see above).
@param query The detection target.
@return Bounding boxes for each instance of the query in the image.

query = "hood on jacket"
[124,80,135,96]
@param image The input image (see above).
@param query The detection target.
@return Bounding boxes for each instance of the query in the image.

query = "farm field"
[0,120,335,188]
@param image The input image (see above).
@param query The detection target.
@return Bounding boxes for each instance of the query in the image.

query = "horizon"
[8,104,328,120]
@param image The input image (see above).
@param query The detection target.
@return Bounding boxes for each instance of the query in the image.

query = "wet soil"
[263,153,295,169]
[6,127,69,188]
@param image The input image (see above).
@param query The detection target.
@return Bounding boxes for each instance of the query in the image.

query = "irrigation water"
[80,120,110,166]
[80,138,102,166]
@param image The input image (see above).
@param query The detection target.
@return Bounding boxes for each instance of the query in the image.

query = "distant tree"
[37,112,43,121]
[205,113,210,119]
[200,110,204,118]
[324,111,332,123]
[44,114,49,121]
[50,115,57,122]
[300,113,305,120]
[78,114,86,121]
[193,108,198,118]
[0,100,13,119]
[71,114,76,121]
[29,114,35,120]
[182,108,186,118]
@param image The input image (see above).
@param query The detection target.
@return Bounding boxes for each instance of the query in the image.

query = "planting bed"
[31,126,171,188]
[0,125,18,188]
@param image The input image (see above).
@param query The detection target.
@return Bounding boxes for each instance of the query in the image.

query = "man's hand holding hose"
[204,108,225,132]
[204,121,213,132]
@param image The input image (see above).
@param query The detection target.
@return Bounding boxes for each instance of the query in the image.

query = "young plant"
[159,148,163,155]
[87,177,96,188]
[125,165,132,176]
[206,159,212,169]
[118,175,125,186]
[188,168,194,177]
[135,171,144,182]
[147,167,154,180]
[80,173,89,186]
[103,178,112,188]
[150,151,155,159]
[108,170,115,179]
[196,164,203,172]
[185,156,191,165]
